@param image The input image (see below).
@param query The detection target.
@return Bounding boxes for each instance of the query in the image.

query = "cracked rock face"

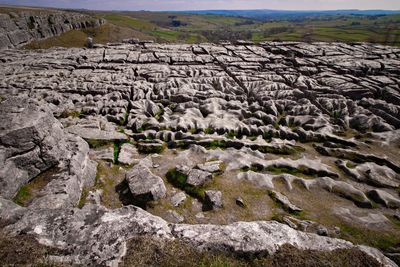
[0,97,97,208]
[0,9,104,49]
[0,41,400,267]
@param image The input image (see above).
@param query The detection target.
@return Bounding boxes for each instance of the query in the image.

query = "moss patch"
[59,110,82,119]
[166,168,205,201]
[203,140,227,150]
[13,185,31,206]
[346,161,357,169]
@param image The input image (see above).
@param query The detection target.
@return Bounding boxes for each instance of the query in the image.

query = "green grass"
[225,131,238,139]
[24,29,88,49]
[155,109,164,121]
[204,140,227,150]
[204,128,214,134]
[102,14,157,31]
[151,30,181,41]
[121,235,383,267]
[338,223,400,251]
[113,140,129,163]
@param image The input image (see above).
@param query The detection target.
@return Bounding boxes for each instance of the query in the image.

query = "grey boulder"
[126,162,166,201]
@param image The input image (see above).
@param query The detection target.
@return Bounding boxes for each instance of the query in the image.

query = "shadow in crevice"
[115,179,151,210]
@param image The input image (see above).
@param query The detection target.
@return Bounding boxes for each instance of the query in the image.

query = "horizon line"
[1,4,400,13]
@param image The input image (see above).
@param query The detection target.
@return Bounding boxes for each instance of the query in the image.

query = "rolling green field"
[20,8,400,48]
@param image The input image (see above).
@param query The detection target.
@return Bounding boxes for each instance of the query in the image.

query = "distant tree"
[171,20,187,27]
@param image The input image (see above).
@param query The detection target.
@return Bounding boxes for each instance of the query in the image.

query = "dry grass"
[0,223,67,266]
[121,236,382,267]
[23,29,88,49]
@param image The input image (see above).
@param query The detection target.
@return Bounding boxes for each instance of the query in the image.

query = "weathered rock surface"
[367,189,400,209]
[2,203,172,266]
[118,143,139,165]
[197,160,223,173]
[187,169,213,187]
[0,97,64,198]
[66,124,127,142]
[125,160,167,201]
[0,41,400,266]
[238,171,372,208]
[204,190,223,210]
[170,192,187,207]
[1,199,396,267]
[0,97,97,209]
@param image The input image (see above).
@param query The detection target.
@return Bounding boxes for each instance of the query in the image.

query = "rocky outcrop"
[0,97,96,207]
[238,171,372,208]
[0,97,65,198]
[0,9,104,49]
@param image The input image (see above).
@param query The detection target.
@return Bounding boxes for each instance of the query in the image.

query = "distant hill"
[177,9,400,21]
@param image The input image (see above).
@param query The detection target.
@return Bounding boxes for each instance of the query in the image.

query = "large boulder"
[0,97,67,198]
[0,97,97,208]
[2,204,172,266]
[126,160,166,201]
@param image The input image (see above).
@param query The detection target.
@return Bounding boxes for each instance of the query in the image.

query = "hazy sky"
[1,0,400,11]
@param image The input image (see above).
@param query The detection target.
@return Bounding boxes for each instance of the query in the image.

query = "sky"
[1,0,400,11]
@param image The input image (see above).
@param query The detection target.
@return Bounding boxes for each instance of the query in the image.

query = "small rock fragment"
[89,146,114,162]
[204,190,223,210]
[186,169,212,187]
[235,197,246,208]
[171,192,187,207]
[316,225,329,236]
[269,190,303,213]
[197,160,223,173]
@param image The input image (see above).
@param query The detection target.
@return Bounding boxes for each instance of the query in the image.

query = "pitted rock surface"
[0,41,400,267]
